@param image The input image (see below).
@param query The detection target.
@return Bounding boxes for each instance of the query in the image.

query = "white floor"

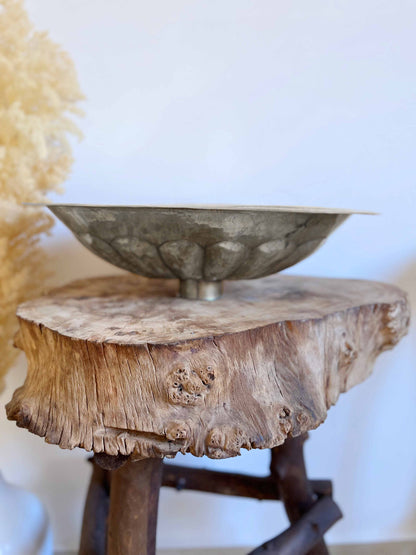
[329,542,416,555]
[156,545,416,555]
[58,541,416,554]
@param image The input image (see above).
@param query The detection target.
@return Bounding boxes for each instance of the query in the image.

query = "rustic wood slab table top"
[6,273,410,555]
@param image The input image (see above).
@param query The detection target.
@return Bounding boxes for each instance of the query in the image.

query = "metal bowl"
[44,204,367,300]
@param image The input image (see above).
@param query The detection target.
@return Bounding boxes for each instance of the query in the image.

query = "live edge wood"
[6,274,409,461]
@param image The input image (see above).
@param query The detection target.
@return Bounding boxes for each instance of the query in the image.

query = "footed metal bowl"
[44,204,366,300]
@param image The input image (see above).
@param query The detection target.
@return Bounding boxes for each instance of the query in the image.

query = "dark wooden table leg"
[79,459,111,555]
[270,434,331,555]
[249,495,341,555]
[107,457,163,555]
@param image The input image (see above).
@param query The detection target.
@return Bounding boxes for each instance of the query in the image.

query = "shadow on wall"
[45,235,124,287]
[391,258,416,538]
[343,256,416,541]
[393,258,416,317]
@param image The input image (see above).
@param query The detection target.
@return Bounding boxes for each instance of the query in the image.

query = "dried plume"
[0,0,83,391]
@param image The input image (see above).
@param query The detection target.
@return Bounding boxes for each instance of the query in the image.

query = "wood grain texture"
[6,274,409,460]
[107,458,162,555]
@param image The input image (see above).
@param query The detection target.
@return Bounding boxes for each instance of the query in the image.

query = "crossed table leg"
[79,433,342,555]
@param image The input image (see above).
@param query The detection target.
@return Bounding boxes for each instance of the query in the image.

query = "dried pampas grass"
[0,0,83,391]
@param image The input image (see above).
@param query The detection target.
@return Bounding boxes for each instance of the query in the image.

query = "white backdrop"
[0,1,415,551]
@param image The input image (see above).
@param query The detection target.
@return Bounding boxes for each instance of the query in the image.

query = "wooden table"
[6,274,410,555]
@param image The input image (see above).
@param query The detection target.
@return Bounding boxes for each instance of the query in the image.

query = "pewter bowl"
[45,204,365,300]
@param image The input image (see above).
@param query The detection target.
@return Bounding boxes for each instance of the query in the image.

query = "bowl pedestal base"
[179,279,223,300]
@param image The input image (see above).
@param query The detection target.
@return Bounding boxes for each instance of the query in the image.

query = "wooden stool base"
[79,434,341,555]
[6,276,406,554]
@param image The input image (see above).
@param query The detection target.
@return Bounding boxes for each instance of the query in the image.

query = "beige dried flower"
[0,0,83,391]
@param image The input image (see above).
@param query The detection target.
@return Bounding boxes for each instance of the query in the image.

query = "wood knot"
[205,426,249,459]
[166,365,216,406]
[166,421,190,441]
[279,407,291,419]
[296,413,309,426]
[339,339,358,369]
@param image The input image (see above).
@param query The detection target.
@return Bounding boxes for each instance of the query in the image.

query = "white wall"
[1,0,415,551]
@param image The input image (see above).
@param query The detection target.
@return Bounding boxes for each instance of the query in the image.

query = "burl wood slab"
[6,274,409,460]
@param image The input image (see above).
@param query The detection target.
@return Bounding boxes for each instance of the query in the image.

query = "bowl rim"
[24,202,377,215]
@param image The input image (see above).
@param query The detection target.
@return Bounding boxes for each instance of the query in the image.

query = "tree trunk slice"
[6,274,409,460]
